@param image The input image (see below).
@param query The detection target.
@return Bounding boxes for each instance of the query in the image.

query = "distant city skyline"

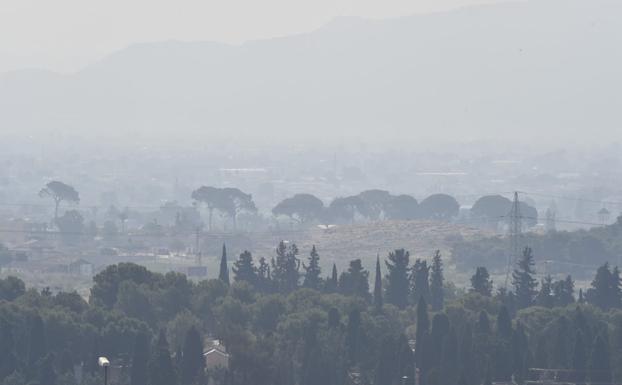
[0,0,511,73]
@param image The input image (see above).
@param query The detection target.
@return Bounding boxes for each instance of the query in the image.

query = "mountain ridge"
[1,0,620,146]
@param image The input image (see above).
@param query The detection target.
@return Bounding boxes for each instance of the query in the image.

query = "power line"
[538,259,601,269]
[0,227,313,238]
[519,191,622,207]
[497,214,607,227]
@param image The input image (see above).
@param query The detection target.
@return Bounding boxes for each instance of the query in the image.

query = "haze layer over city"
[1,1,621,385]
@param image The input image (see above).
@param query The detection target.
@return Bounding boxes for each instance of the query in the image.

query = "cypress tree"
[512,247,538,309]
[302,245,322,290]
[415,297,430,379]
[511,323,529,384]
[232,250,256,286]
[472,322,490,385]
[477,311,491,335]
[430,250,444,311]
[614,320,622,383]
[492,340,513,382]
[374,335,398,385]
[219,244,230,286]
[411,259,430,305]
[572,331,587,383]
[180,326,205,385]
[149,331,178,385]
[0,320,16,379]
[271,241,300,293]
[338,259,370,300]
[552,275,575,307]
[431,313,450,368]
[37,353,56,385]
[586,262,614,310]
[458,323,476,385]
[440,328,459,385]
[552,316,569,369]
[384,249,410,309]
[534,339,548,369]
[589,334,611,383]
[611,266,622,308]
[345,309,361,365]
[420,333,435,385]
[573,307,592,348]
[493,308,513,381]
[256,257,272,293]
[535,275,554,308]
[470,267,493,297]
[495,287,517,316]
[327,307,340,329]
[373,255,383,312]
[300,323,324,385]
[496,306,513,339]
[324,263,338,293]
[398,334,415,385]
[431,313,450,342]
[84,336,101,374]
[131,332,150,385]
[28,314,47,366]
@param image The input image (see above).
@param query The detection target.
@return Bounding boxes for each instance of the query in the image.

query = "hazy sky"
[0,0,509,73]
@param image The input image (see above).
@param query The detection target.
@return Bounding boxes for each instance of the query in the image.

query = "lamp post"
[98,357,110,385]
[402,375,409,385]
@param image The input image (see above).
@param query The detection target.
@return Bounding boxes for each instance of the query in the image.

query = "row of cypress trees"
[219,242,622,313]
[130,328,205,385]
[218,243,447,311]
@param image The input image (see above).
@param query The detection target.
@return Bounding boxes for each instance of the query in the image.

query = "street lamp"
[98,357,110,385]
[402,375,409,385]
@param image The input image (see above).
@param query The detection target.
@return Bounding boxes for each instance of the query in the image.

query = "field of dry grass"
[243,220,492,281]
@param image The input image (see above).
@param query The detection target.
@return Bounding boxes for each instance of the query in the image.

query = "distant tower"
[505,192,522,288]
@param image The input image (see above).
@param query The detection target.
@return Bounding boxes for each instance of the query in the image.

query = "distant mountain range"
[1,0,620,146]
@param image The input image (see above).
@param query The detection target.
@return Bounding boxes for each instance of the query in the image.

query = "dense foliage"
[0,242,621,385]
[452,217,622,278]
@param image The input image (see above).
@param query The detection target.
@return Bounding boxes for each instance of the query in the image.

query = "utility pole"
[505,191,522,288]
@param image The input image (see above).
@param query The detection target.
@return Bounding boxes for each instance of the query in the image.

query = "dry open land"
[209,220,493,282]
[1,220,493,293]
